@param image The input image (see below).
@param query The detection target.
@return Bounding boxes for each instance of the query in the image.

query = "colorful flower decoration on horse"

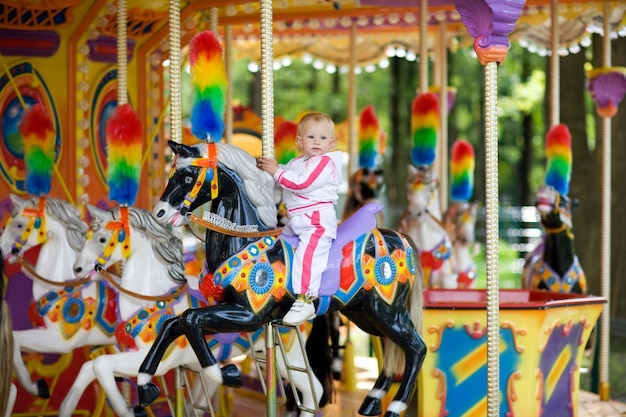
[450,139,475,202]
[189,30,228,143]
[19,103,56,197]
[358,105,382,169]
[545,124,572,197]
[411,92,439,167]
[275,120,298,165]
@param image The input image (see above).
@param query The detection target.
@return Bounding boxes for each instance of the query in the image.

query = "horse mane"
[17,196,88,254]
[92,207,186,284]
[214,143,279,228]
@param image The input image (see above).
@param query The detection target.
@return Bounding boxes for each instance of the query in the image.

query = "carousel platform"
[215,356,626,417]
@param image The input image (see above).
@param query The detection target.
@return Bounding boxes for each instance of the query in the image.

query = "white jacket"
[275,151,343,217]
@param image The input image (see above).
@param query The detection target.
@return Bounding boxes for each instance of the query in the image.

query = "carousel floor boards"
[221,356,626,417]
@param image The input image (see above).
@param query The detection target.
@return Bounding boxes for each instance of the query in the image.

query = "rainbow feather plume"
[106,103,143,205]
[19,103,56,196]
[411,92,439,166]
[358,105,380,169]
[189,31,227,142]
[545,124,572,196]
[274,120,298,164]
[450,139,475,202]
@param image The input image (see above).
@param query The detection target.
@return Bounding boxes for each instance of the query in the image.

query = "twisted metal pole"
[260,0,274,160]
[599,0,612,401]
[259,3,276,416]
[169,0,182,145]
[484,61,500,416]
[117,0,127,105]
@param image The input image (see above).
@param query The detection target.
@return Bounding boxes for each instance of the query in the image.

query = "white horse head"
[0,195,118,402]
[399,164,455,288]
[74,204,186,317]
[1,195,87,289]
[444,201,479,289]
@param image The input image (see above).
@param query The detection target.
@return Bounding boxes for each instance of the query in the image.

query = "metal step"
[247,321,319,415]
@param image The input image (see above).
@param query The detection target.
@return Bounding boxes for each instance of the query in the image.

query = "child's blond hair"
[297,112,335,137]
[296,112,335,152]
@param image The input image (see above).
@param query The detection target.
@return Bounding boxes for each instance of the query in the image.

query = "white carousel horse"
[0,194,117,400]
[443,201,479,289]
[60,205,330,417]
[397,164,455,288]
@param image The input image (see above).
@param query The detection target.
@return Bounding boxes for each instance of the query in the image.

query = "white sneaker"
[282,298,316,326]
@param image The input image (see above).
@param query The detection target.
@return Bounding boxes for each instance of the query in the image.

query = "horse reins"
[96,268,189,302]
[13,254,91,287]
[186,213,282,238]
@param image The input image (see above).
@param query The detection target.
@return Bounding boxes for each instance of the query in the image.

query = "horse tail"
[383,235,425,376]
[0,299,14,417]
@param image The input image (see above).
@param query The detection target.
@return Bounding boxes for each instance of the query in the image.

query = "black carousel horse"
[522,184,587,294]
[341,167,385,225]
[137,140,426,417]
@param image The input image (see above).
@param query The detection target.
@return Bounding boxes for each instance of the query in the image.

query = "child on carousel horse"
[257,112,343,325]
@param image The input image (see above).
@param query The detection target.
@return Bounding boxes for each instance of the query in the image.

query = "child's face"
[296,121,336,159]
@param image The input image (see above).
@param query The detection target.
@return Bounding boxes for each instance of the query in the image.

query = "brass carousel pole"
[259,2,276,416]
[167,0,183,415]
[599,0,612,401]
[117,0,127,106]
[457,2,524,415]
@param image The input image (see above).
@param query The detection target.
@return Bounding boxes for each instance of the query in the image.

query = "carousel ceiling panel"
[0,0,82,29]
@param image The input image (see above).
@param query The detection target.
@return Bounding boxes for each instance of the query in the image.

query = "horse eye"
[185,176,193,184]
[99,237,107,244]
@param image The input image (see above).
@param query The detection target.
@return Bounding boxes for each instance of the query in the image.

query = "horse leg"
[93,353,147,417]
[178,304,267,388]
[329,312,343,380]
[358,372,395,416]
[363,305,426,417]
[58,360,97,417]
[3,384,15,417]
[275,342,323,417]
[12,330,57,398]
[137,315,186,405]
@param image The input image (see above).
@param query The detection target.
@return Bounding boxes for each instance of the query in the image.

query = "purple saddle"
[282,202,383,296]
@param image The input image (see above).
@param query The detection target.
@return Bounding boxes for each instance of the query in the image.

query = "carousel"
[0,1,624,417]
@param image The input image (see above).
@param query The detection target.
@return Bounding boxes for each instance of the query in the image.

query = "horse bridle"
[95,206,131,270]
[10,197,47,255]
[9,197,91,286]
[170,142,219,216]
[540,192,574,238]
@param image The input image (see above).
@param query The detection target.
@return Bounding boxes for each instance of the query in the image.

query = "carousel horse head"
[534,184,578,231]
[153,140,278,229]
[342,167,385,223]
[444,201,478,249]
[405,164,440,217]
[0,194,87,260]
[351,167,385,205]
[74,204,185,284]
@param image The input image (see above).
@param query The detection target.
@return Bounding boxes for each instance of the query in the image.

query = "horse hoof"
[133,405,148,417]
[36,379,50,399]
[137,382,161,406]
[221,363,243,388]
[358,397,382,416]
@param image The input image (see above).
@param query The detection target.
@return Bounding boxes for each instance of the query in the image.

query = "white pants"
[283,208,337,297]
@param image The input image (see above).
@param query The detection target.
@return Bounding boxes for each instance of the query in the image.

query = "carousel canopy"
[0,1,625,65]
